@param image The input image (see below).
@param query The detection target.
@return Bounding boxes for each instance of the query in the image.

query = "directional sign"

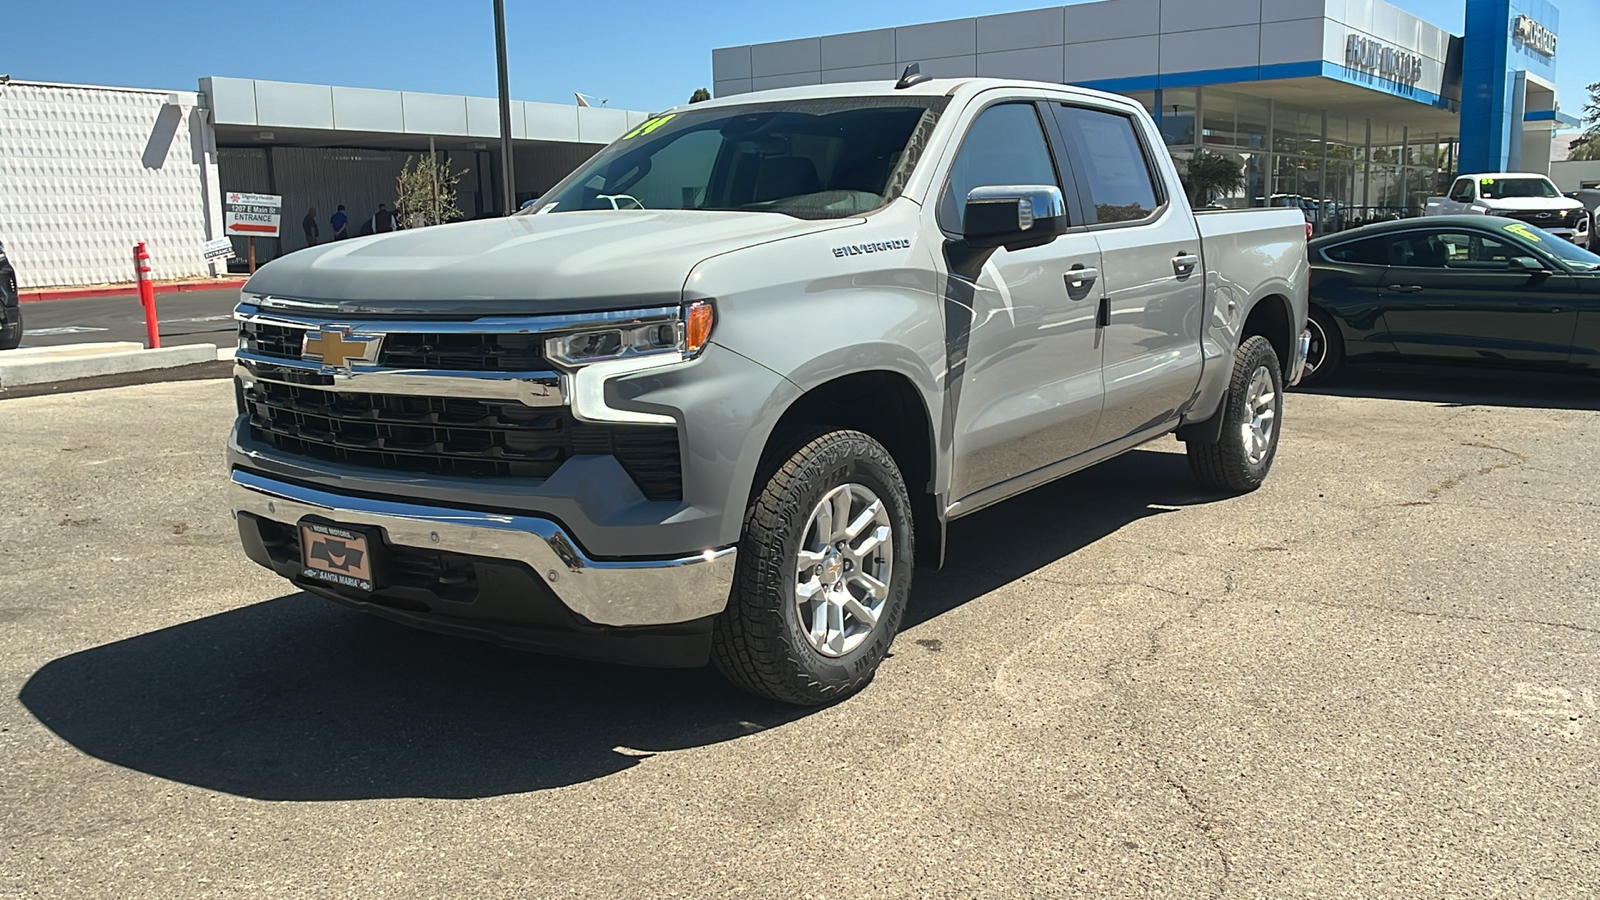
[203,236,236,261]
[224,192,282,237]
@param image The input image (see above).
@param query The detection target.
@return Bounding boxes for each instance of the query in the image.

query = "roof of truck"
[654,77,1132,116]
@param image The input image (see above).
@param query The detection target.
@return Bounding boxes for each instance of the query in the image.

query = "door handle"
[1387,284,1425,293]
[1173,253,1200,275]
[1065,266,1099,292]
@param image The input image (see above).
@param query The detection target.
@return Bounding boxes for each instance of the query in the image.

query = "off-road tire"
[1186,335,1283,493]
[711,429,914,706]
[1298,305,1343,387]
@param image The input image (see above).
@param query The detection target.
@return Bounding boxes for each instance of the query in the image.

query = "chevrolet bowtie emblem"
[303,328,381,369]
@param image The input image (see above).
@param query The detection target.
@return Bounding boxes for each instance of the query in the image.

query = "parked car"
[0,239,20,350]
[1425,173,1589,248]
[1569,188,1600,243]
[228,77,1309,705]
[1299,215,1600,385]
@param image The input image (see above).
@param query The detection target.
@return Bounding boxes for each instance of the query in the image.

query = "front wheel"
[1185,335,1284,493]
[711,429,914,706]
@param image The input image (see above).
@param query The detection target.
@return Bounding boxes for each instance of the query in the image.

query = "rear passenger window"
[1054,105,1163,224]
[1322,237,1389,265]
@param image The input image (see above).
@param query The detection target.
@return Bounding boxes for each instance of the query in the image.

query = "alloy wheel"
[1243,365,1278,466]
[793,483,894,658]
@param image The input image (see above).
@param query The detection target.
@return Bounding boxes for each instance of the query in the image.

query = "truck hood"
[1479,197,1584,212]
[242,211,859,316]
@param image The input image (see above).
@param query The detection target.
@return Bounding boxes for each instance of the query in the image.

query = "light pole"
[493,0,516,215]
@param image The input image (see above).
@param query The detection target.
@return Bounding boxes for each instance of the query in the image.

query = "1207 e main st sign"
[1345,34,1424,86]
[224,192,282,238]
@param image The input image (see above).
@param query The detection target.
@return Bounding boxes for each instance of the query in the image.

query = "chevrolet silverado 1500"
[228,76,1309,705]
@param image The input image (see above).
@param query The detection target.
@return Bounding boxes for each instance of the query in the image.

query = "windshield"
[1502,221,1600,271]
[526,97,946,220]
[1479,177,1561,200]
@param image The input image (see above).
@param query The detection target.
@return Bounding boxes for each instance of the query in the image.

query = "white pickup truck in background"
[1425,173,1590,248]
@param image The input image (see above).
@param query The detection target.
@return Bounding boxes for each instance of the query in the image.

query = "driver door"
[1381,228,1580,365]
[942,101,1105,500]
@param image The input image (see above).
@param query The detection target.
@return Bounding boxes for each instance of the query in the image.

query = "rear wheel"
[1186,335,1284,493]
[1297,306,1343,387]
[711,429,913,706]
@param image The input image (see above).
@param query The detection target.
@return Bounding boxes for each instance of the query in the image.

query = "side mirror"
[961,185,1067,251]
[1509,256,1548,274]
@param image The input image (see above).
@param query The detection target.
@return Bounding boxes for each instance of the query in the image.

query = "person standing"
[373,204,397,234]
[330,204,348,241]
[302,207,320,246]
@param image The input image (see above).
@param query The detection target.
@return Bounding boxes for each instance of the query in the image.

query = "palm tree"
[1185,151,1246,207]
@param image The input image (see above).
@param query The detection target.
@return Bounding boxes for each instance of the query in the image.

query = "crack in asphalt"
[1099,589,1235,900]
[1340,603,1600,636]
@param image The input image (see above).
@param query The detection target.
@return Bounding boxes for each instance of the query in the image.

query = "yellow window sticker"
[1503,222,1542,242]
[622,113,677,139]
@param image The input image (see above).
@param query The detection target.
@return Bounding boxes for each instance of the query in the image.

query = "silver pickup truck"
[228,76,1309,705]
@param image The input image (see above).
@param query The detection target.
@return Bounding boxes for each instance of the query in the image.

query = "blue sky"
[2,0,1594,120]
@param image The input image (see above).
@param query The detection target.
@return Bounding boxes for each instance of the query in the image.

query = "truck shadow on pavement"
[18,449,1212,801]
[1295,365,1600,411]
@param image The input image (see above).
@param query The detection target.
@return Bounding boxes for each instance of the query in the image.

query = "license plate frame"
[298,519,382,594]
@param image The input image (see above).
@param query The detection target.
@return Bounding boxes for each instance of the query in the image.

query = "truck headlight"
[545,301,715,367]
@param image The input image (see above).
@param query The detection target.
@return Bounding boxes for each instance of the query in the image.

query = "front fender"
[682,210,951,497]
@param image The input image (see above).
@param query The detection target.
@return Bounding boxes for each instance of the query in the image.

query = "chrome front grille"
[234,303,683,500]
[244,381,682,497]
[240,320,305,360]
[1506,209,1585,230]
[378,332,547,371]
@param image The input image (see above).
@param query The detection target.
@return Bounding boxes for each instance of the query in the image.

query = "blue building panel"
[1459,0,1562,173]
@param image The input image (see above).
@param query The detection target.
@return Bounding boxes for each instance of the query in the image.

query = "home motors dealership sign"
[1513,15,1557,57]
[1345,34,1423,86]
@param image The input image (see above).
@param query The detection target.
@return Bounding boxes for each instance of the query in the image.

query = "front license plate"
[299,520,377,593]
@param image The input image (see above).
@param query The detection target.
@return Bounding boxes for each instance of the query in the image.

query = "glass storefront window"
[1158,88,1196,147]
[1273,108,1321,156]
[1199,89,1269,151]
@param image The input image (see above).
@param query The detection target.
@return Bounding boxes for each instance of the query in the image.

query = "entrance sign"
[224,192,282,237]
[1345,34,1424,86]
[1513,15,1557,58]
[203,237,236,261]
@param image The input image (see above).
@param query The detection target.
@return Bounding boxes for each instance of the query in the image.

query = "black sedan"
[1300,215,1600,385]
[0,239,19,350]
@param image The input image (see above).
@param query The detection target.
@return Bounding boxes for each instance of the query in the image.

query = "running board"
[943,420,1179,520]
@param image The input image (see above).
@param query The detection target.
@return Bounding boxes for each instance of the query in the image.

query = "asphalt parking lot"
[2,372,1597,898]
[15,289,240,350]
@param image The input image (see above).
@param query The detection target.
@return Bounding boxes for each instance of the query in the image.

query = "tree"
[394,154,465,228]
[1184,151,1246,206]
[1571,82,1600,160]
[689,88,712,103]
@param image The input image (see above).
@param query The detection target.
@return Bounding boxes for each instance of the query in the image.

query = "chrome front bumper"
[230,469,736,627]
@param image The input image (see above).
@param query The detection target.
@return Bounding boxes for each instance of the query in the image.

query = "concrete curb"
[0,343,220,390]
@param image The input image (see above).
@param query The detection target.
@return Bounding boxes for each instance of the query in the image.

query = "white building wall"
[712,0,1453,100]
[0,81,218,289]
[1551,160,1600,190]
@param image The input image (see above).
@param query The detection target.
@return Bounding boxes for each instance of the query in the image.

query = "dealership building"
[713,0,1576,228]
[0,77,647,288]
[0,0,1582,289]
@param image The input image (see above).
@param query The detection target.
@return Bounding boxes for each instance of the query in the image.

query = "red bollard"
[134,242,160,349]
